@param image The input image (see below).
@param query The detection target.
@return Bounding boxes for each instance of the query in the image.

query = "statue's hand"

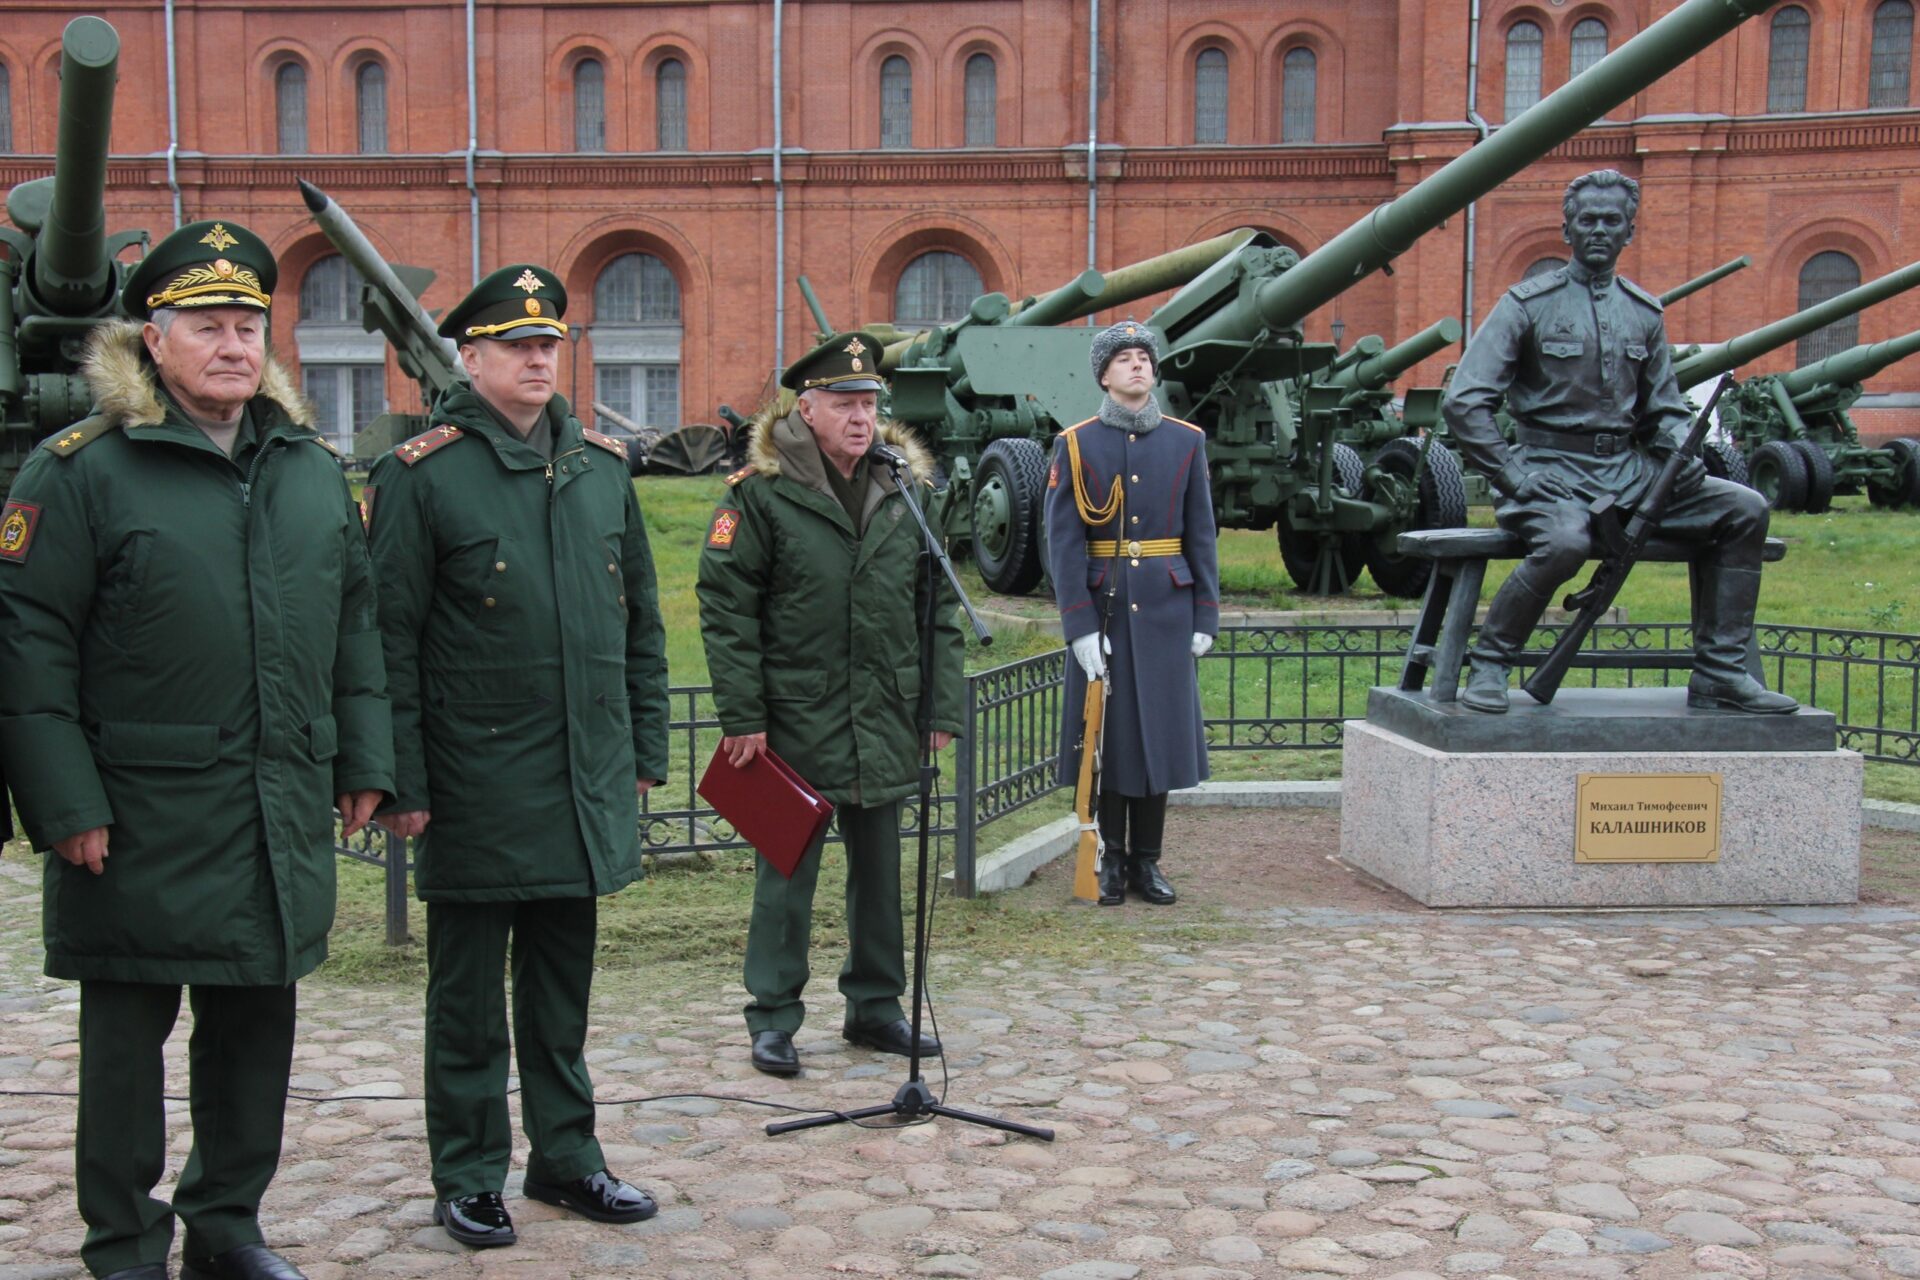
[1668,454,1708,498]
[1510,471,1578,504]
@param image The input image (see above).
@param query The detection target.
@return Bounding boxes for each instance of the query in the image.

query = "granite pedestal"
[1340,688,1862,909]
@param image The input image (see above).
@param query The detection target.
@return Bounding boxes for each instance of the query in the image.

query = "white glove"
[1071,632,1107,681]
[1191,632,1214,658]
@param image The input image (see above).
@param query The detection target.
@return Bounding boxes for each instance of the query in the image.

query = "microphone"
[869,442,910,471]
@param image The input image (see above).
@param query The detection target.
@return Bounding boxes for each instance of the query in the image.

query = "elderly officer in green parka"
[697,333,966,1077]
[0,221,394,1280]
[366,265,668,1249]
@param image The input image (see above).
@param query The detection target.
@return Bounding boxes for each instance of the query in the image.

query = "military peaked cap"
[781,331,886,393]
[123,220,276,320]
[439,263,569,342]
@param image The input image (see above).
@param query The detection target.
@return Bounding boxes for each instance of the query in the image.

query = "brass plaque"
[1575,772,1722,864]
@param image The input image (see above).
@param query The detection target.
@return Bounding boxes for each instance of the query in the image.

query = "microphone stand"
[766,449,1054,1142]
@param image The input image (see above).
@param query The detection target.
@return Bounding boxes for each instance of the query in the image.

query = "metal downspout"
[773,0,786,376]
[465,0,481,287]
[1462,0,1489,339]
[1086,0,1099,323]
[164,0,181,228]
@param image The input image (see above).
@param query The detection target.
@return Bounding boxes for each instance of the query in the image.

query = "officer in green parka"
[365,264,668,1249]
[0,221,394,1280]
[697,333,966,1077]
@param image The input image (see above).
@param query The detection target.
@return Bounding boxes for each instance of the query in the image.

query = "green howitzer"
[1658,255,1750,308]
[1716,325,1920,512]
[298,179,463,455]
[1672,257,1920,389]
[0,16,148,495]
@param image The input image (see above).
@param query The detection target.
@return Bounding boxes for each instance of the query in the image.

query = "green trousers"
[423,897,605,1199]
[77,980,296,1277]
[743,799,907,1035]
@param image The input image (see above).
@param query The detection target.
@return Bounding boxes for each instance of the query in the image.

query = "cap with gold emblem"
[122,219,277,320]
[437,263,569,342]
[779,330,887,393]
[1089,319,1161,383]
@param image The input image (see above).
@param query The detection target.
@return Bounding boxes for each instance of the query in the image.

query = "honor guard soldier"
[0,221,394,1280]
[697,333,966,1077]
[1046,322,1221,906]
[365,265,669,1247]
[1442,169,1797,715]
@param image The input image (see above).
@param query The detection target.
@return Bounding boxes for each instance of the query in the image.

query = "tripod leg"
[925,1104,1055,1141]
[764,1102,897,1137]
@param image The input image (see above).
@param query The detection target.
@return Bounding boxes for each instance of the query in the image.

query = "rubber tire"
[1363,437,1471,600]
[1790,439,1835,514]
[1884,438,1920,510]
[1331,442,1364,496]
[1701,439,1750,489]
[1749,439,1809,512]
[970,438,1048,596]
[1276,442,1370,595]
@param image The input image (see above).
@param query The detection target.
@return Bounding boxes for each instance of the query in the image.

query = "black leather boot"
[1462,568,1554,713]
[1687,564,1799,713]
[1125,793,1176,905]
[1096,790,1127,905]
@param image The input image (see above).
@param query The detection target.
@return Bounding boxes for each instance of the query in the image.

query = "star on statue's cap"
[780,331,888,393]
[438,263,569,342]
[122,219,277,320]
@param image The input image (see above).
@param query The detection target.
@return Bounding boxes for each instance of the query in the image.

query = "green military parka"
[366,387,668,902]
[697,415,965,806]
[0,321,394,985]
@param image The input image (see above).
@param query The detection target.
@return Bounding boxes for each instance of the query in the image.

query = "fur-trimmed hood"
[81,319,314,430]
[744,403,938,487]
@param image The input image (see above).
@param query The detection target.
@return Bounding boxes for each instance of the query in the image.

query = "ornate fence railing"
[341,619,1920,937]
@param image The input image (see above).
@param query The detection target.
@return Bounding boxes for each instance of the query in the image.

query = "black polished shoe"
[1097,854,1127,906]
[434,1192,517,1248]
[751,1028,800,1075]
[843,1018,941,1057]
[1128,856,1177,905]
[524,1169,658,1224]
[179,1244,305,1279]
[104,1268,171,1280]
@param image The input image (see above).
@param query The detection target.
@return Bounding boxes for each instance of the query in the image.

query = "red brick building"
[3,0,1918,446]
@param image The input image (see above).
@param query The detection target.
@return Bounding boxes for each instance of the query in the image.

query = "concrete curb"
[951,781,1917,896]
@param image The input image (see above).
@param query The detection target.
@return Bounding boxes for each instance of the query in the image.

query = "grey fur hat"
[1090,320,1160,384]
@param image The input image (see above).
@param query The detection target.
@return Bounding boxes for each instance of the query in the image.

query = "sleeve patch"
[1048,458,1060,489]
[358,485,378,532]
[0,501,41,564]
[707,508,742,549]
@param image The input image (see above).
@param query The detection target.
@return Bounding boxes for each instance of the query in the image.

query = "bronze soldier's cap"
[122,219,276,320]
[779,331,886,393]
[438,263,569,342]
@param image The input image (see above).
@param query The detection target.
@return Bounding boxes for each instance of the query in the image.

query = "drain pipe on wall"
[773,0,786,376]
[163,0,182,228]
[464,0,481,288]
[1085,0,1099,323]
[1461,0,1490,340]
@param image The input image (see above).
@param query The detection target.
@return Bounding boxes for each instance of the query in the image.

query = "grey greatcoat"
[1046,413,1220,796]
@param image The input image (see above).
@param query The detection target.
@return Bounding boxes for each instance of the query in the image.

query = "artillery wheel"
[1362,437,1471,600]
[971,438,1048,596]
[1877,438,1920,509]
[1277,443,1369,595]
[1701,439,1750,489]
[1749,440,1809,512]
[1790,440,1835,514]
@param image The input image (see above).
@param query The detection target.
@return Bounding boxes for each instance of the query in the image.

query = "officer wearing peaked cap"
[365,263,668,1246]
[0,218,395,1280]
[1046,321,1220,907]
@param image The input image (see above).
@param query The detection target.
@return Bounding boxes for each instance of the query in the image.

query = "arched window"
[276,62,308,155]
[1768,6,1811,113]
[1281,47,1316,143]
[964,53,997,147]
[574,57,606,152]
[0,62,12,155]
[298,255,387,451]
[894,251,983,329]
[656,58,687,150]
[356,61,387,154]
[592,254,683,430]
[1524,256,1565,279]
[880,55,913,149]
[1504,22,1543,120]
[1796,251,1862,365]
[1570,19,1609,78]
[1871,1,1914,108]
[1194,48,1228,143]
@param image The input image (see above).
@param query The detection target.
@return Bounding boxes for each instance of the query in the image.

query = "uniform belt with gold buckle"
[1087,538,1183,559]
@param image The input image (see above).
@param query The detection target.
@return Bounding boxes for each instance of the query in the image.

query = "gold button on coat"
[494,561,507,572]
[483,596,497,608]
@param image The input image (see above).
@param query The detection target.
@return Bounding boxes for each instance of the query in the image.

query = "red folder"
[697,743,836,878]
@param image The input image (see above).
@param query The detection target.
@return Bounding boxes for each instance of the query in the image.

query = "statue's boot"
[1125,793,1176,906]
[1096,790,1128,906]
[1461,569,1554,714]
[1687,565,1798,713]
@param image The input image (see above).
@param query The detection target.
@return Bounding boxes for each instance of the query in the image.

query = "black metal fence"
[341,619,1920,936]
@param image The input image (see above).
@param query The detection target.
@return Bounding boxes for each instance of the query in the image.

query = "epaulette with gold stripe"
[724,464,757,487]
[1165,415,1206,435]
[394,424,465,466]
[304,431,342,455]
[583,428,628,460]
[41,417,115,458]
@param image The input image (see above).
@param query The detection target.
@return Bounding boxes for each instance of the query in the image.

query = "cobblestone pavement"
[3,855,1920,1279]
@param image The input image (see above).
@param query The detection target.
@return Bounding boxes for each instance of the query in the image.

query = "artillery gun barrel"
[1658,255,1750,308]
[1180,0,1775,347]
[1006,270,1104,328]
[34,16,119,312]
[1327,317,1462,394]
[1778,326,1920,399]
[796,276,833,337]
[1673,258,1920,388]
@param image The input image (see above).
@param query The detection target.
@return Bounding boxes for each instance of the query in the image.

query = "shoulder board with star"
[1616,277,1664,312]
[1509,270,1569,302]
[41,416,116,458]
[393,424,466,466]
[723,464,757,487]
[582,428,628,460]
